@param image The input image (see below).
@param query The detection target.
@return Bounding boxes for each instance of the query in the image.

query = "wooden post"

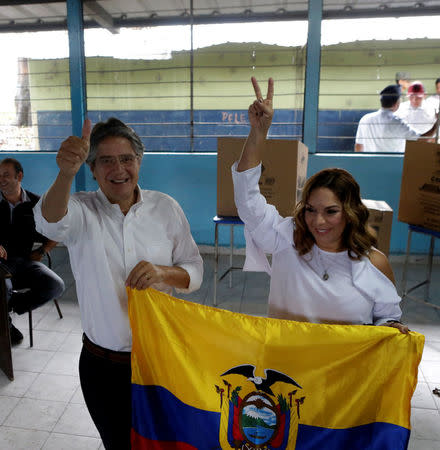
[15,57,32,127]
[0,264,14,381]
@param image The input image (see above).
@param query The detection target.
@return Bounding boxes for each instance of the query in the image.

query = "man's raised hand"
[56,119,92,177]
[248,77,274,133]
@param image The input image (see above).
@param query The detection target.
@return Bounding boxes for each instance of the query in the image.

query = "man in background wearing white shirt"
[396,81,437,134]
[355,84,437,153]
[426,78,440,113]
[355,85,418,153]
[427,78,440,142]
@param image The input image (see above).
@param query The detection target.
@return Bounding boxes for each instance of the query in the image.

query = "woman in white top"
[233,77,408,334]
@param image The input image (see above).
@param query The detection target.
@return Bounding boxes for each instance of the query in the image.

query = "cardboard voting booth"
[363,199,393,255]
[217,137,308,218]
[399,141,440,232]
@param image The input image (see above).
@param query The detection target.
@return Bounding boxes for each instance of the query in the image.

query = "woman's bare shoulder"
[368,247,396,285]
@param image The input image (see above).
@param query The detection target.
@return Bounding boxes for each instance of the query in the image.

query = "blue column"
[303,0,323,153]
[66,0,88,191]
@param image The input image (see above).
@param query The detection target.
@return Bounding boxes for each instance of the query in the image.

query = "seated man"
[0,158,65,344]
[355,84,437,153]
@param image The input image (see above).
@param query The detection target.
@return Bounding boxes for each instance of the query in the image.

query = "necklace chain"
[316,247,330,281]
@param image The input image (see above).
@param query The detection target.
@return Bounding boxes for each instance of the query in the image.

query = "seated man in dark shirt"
[0,158,65,344]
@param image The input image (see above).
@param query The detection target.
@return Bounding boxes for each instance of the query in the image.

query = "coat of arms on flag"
[217,364,304,449]
[128,288,424,450]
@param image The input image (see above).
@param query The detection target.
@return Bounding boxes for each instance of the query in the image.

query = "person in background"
[396,81,437,134]
[426,77,440,113]
[355,84,436,152]
[33,118,203,449]
[426,78,440,143]
[395,71,411,95]
[233,77,408,334]
[0,158,64,345]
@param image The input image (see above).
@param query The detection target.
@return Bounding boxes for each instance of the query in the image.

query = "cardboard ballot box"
[399,141,440,232]
[362,199,393,256]
[217,137,308,218]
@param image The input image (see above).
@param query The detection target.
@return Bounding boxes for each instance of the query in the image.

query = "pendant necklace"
[316,247,330,281]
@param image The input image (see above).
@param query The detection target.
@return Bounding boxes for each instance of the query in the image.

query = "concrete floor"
[0,247,440,449]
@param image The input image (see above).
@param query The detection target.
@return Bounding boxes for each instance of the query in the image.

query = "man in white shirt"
[426,78,440,113]
[396,81,437,134]
[355,85,436,153]
[33,118,203,449]
[355,85,418,153]
[426,78,440,142]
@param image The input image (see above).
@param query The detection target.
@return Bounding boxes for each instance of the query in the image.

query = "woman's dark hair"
[293,168,377,259]
[87,117,145,166]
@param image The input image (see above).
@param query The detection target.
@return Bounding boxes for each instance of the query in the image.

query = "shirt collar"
[96,185,144,214]
[21,189,30,203]
[0,188,29,205]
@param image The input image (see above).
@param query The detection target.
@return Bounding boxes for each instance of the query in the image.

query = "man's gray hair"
[86,117,145,166]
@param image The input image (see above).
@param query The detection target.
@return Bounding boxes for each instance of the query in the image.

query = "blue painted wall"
[37,109,366,153]
[1,151,432,255]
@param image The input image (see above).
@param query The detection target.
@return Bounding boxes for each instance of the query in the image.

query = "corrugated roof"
[0,1,439,33]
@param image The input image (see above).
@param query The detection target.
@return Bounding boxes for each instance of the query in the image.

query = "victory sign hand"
[248,77,274,133]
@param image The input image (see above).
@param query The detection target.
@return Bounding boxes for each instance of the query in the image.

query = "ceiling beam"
[0,0,61,4]
[0,5,439,33]
[83,0,118,34]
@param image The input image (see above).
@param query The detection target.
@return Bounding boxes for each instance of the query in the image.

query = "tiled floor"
[1,247,440,449]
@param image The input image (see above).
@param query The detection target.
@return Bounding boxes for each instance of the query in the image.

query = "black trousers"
[79,344,132,450]
[3,257,65,312]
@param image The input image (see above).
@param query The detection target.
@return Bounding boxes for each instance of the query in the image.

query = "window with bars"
[318,16,440,153]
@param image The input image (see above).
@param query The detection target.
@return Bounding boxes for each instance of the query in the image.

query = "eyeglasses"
[96,154,139,168]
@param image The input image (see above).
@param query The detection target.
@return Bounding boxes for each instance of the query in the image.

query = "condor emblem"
[216,364,305,449]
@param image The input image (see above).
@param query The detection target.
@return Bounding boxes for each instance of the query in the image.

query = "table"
[213,216,244,306]
[400,224,440,310]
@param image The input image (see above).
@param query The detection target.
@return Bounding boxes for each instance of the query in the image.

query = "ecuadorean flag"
[128,288,424,450]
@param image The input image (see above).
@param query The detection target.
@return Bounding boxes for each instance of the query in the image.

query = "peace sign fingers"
[248,77,274,131]
[266,77,274,102]
[251,76,274,103]
[251,76,263,101]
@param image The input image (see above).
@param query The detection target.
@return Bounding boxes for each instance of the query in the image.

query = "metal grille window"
[83,26,192,152]
[0,30,71,152]
[318,16,440,153]
[192,22,306,151]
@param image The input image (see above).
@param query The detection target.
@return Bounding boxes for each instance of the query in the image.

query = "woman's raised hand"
[248,77,274,135]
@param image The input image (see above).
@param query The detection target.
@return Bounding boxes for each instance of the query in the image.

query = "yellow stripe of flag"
[129,288,423,431]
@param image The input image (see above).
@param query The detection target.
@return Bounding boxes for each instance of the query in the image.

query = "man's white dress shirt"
[355,108,419,153]
[426,95,440,113]
[34,188,203,351]
[396,100,436,134]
